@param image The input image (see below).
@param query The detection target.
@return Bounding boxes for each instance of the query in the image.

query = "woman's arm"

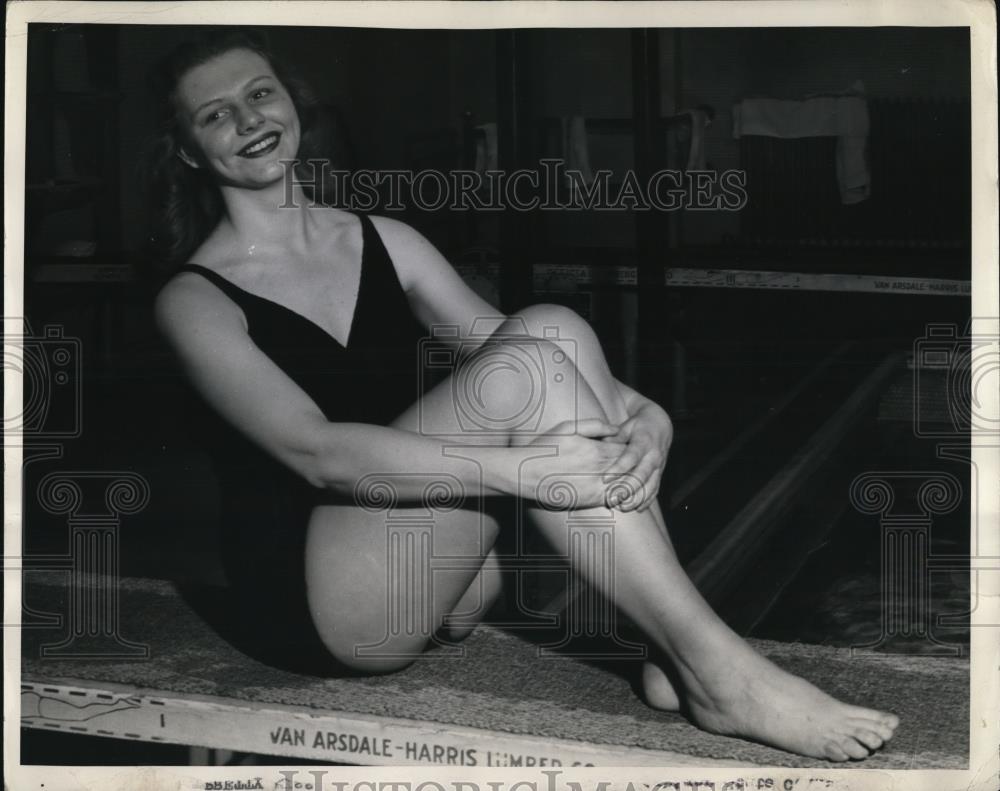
[154,273,624,508]
[371,216,676,511]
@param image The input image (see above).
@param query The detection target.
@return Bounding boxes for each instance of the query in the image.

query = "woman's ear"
[177,147,200,169]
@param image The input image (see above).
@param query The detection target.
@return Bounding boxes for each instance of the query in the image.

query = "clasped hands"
[527,402,673,513]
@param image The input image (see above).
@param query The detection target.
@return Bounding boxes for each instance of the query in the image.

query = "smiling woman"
[174,50,299,187]
[145,29,900,763]
[145,31,329,271]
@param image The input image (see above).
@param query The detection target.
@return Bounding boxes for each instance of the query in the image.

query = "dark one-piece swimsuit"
[172,213,429,672]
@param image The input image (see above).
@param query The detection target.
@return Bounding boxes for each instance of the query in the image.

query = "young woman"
[149,31,898,761]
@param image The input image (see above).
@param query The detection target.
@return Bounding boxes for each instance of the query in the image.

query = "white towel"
[473,123,498,173]
[563,116,594,183]
[678,108,712,171]
[562,116,594,206]
[733,93,870,204]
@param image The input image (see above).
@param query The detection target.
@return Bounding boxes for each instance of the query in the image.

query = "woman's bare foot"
[641,659,681,711]
[676,647,900,761]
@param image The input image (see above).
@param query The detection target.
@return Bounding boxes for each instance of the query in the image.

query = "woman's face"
[174,48,301,189]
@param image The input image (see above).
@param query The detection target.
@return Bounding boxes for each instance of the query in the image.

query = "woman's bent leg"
[307,304,898,758]
[304,497,503,674]
[303,308,617,674]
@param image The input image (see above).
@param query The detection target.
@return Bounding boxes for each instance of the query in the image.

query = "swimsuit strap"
[355,213,408,298]
[174,263,251,305]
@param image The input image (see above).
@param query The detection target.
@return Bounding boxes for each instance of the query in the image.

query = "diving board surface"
[21,575,968,768]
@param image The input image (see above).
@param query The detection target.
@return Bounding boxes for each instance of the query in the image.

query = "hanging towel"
[733,92,870,204]
[561,116,594,206]
[677,107,713,171]
[473,122,498,174]
[563,116,595,183]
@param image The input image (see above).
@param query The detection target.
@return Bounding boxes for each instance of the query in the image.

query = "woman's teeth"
[240,134,279,157]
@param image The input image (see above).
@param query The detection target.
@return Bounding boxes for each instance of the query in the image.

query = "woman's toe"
[839,736,872,760]
[852,717,894,742]
[848,706,899,734]
[851,727,884,751]
[881,712,900,730]
[823,741,851,762]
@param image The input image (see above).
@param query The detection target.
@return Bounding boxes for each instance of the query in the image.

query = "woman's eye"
[204,109,228,124]
[251,88,272,101]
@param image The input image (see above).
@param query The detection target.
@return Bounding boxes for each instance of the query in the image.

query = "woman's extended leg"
[306,304,898,760]
[485,305,900,761]
[466,307,897,760]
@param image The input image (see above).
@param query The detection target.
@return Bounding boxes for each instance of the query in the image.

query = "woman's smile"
[238,132,281,158]
[174,48,300,187]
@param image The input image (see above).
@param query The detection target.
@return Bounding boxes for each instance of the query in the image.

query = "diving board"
[21,575,968,768]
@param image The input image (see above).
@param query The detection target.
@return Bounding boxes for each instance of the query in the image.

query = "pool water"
[748,420,971,656]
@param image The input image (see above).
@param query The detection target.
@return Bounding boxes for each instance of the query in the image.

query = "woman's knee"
[458,335,577,428]
[506,303,598,349]
[508,303,626,424]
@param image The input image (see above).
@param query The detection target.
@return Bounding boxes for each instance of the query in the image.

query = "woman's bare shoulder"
[154,243,245,338]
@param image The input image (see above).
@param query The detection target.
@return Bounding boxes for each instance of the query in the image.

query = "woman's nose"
[236,105,265,134]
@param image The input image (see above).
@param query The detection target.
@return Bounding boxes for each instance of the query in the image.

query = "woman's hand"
[600,403,673,512]
[519,419,633,510]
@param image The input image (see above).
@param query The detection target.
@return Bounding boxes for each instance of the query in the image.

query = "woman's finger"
[603,427,629,444]
[615,432,668,512]
[632,449,662,489]
[572,418,620,438]
[602,446,642,482]
[631,472,662,512]
[604,473,643,510]
[619,450,660,510]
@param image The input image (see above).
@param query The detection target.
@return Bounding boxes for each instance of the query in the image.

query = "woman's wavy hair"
[143,29,347,278]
